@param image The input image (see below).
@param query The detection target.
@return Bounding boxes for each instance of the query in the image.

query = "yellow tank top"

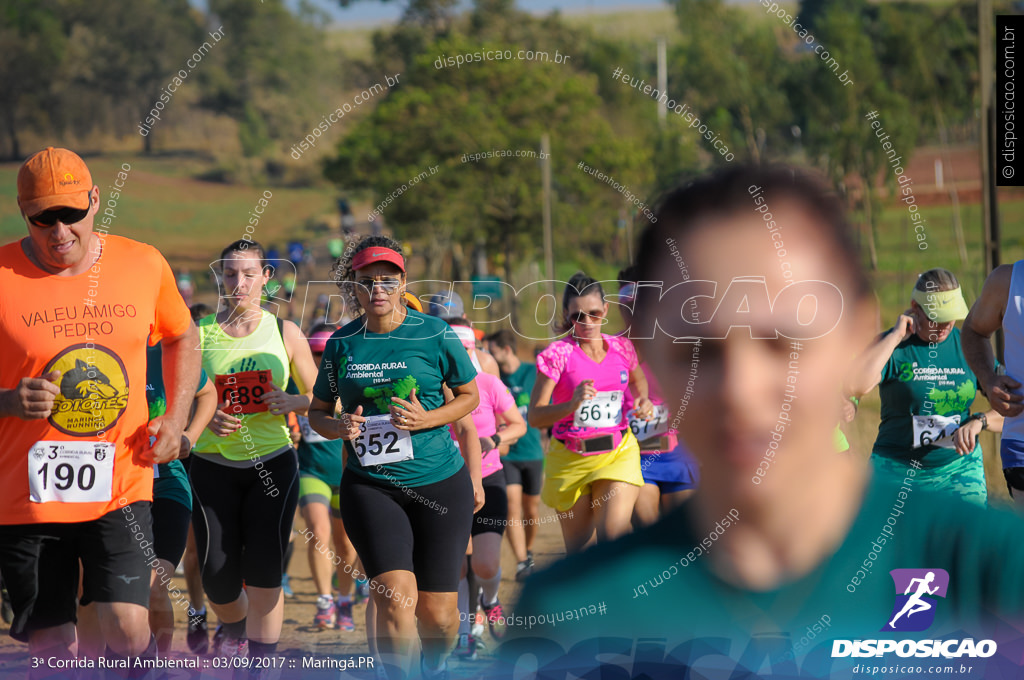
[195,311,292,460]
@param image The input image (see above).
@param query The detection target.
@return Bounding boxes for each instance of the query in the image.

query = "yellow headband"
[910,286,969,323]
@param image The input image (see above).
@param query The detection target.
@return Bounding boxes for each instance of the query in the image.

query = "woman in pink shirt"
[445,318,526,653]
[528,272,654,554]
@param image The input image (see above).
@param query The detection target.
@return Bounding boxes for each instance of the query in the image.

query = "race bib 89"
[215,370,272,415]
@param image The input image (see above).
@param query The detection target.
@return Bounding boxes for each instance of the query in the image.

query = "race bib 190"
[29,441,115,503]
[573,391,623,429]
[354,415,414,466]
[912,414,961,449]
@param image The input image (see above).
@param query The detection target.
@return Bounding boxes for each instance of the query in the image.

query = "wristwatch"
[492,433,502,448]
[970,412,988,430]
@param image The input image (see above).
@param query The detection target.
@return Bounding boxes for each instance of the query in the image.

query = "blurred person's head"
[485,329,519,367]
[444,316,476,355]
[307,323,337,364]
[634,164,873,506]
[17,147,100,275]
[560,272,607,339]
[908,268,967,344]
[427,290,464,318]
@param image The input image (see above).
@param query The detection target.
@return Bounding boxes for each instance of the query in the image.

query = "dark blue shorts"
[640,443,699,493]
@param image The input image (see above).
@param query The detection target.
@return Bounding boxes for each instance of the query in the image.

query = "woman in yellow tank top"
[190,239,319,663]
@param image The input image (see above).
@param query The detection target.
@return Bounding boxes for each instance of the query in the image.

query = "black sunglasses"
[570,309,605,323]
[29,199,91,228]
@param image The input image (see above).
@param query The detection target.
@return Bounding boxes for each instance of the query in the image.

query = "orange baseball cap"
[17,147,93,216]
[403,292,423,312]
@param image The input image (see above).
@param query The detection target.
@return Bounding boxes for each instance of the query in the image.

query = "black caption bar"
[998,15,1024,186]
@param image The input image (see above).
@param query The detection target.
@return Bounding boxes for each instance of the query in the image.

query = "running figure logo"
[882,568,949,632]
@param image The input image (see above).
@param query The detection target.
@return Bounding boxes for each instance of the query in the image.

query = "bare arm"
[261,320,317,416]
[846,313,914,397]
[308,395,364,441]
[962,265,1023,417]
[389,380,479,431]
[529,373,593,429]
[628,363,655,419]
[145,323,202,464]
[181,377,217,458]
[484,405,527,450]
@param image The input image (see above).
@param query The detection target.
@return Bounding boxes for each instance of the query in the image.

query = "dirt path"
[0,503,568,680]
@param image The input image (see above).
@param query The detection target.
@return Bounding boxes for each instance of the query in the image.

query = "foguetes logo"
[45,344,129,436]
[883,568,948,632]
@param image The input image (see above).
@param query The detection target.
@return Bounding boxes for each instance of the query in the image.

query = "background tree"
[325,34,648,296]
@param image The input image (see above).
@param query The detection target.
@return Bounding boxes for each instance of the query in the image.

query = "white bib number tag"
[298,415,330,444]
[354,415,413,465]
[573,391,623,429]
[628,404,671,440]
[912,414,961,449]
[29,441,115,504]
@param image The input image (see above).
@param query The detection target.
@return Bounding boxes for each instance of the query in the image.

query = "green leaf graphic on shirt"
[364,375,420,413]
[148,396,166,420]
[897,362,914,382]
[926,380,975,416]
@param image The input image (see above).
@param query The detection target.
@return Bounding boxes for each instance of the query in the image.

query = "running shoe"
[420,654,451,680]
[1,586,12,625]
[336,599,356,631]
[187,610,210,654]
[210,624,225,656]
[481,596,506,640]
[314,596,336,630]
[281,573,294,598]
[514,559,534,582]
[219,636,248,659]
[450,634,477,661]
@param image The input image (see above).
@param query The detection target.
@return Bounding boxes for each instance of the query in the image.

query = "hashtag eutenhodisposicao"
[461,602,608,629]
[611,66,733,162]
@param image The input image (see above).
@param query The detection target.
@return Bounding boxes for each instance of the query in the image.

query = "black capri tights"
[189,452,299,604]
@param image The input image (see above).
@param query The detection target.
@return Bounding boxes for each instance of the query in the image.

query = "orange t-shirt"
[0,234,192,524]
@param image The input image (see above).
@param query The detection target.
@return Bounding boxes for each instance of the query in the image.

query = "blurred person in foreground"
[501,165,1024,679]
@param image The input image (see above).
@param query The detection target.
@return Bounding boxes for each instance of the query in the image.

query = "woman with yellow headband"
[848,268,1004,505]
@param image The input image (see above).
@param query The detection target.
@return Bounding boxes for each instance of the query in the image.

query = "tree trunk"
[4,110,21,160]
[504,224,516,331]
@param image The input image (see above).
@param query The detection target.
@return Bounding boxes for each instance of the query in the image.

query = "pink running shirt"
[536,334,639,441]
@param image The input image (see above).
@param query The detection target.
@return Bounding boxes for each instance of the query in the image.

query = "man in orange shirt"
[0,147,200,672]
